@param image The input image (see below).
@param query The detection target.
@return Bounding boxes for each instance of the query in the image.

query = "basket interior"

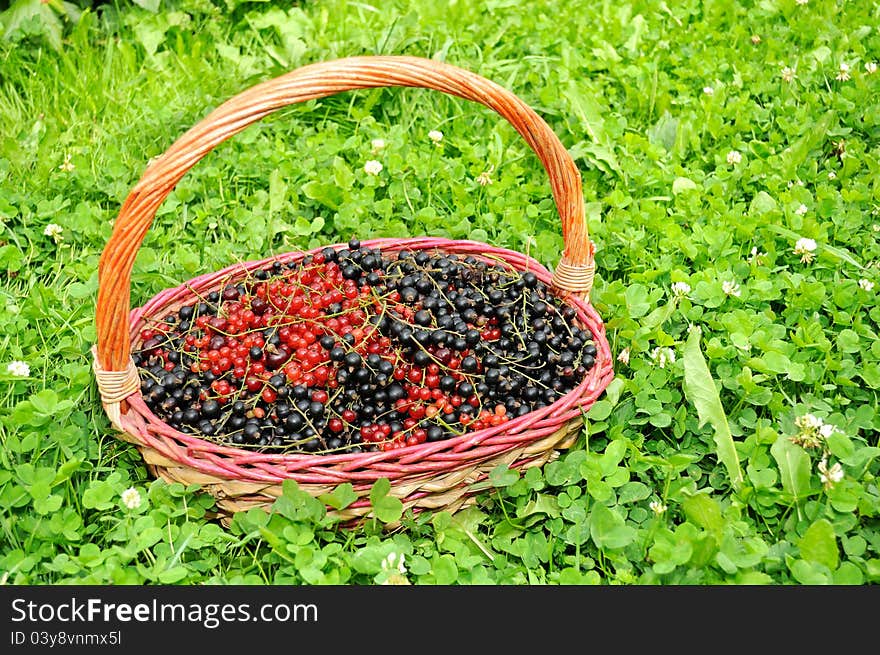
[118,237,614,485]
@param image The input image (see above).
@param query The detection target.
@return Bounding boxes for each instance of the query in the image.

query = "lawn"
[1,0,878,585]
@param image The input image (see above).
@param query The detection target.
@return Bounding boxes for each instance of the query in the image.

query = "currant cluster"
[134,240,597,454]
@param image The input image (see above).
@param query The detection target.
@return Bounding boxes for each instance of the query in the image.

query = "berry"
[201,400,220,419]
[137,246,597,454]
[460,356,478,373]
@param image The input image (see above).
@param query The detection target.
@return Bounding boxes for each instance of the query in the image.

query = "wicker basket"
[92,55,614,523]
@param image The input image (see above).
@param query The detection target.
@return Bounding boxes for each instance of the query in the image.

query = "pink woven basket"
[92,56,614,522]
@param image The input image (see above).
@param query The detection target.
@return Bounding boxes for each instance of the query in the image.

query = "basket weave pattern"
[93,57,614,520]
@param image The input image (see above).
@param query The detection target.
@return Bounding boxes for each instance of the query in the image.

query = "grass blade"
[682,327,744,492]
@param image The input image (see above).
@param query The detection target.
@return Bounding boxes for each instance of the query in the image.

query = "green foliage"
[369,478,404,525]
[1,0,878,585]
[0,0,83,51]
[682,326,744,492]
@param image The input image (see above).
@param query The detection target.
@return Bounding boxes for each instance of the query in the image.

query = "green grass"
[1,0,879,585]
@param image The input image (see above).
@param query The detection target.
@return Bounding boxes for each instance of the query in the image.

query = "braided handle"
[96,55,595,372]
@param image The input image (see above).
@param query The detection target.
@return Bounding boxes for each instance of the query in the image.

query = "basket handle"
[96,55,595,373]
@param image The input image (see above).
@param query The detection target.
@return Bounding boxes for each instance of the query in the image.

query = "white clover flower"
[59,153,75,173]
[382,551,407,574]
[795,0,808,5]
[380,552,410,585]
[751,35,762,45]
[671,281,691,298]
[866,62,878,74]
[858,279,875,291]
[616,346,630,365]
[43,223,63,244]
[818,457,844,490]
[428,130,443,144]
[819,423,838,439]
[650,346,676,369]
[836,62,851,82]
[795,203,808,216]
[781,66,797,83]
[649,500,668,515]
[873,224,880,232]
[792,413,829,449]
[795,413,823,431]
[476,165,495,186]
[827,170,837,180]
[364,160,383,176]
[370,138,386,153]
[794,237,817,263]
[748,247,767,265]
[703,86,714,96]
[7,361,30,377]
[726,150,742,165]
[121,487,142,510]
[722,280,741,297]
[207,221,217,231]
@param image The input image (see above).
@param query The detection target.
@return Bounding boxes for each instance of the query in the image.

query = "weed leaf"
[682,328,744,492]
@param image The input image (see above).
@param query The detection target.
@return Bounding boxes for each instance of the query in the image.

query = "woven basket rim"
[111,237,613,481]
